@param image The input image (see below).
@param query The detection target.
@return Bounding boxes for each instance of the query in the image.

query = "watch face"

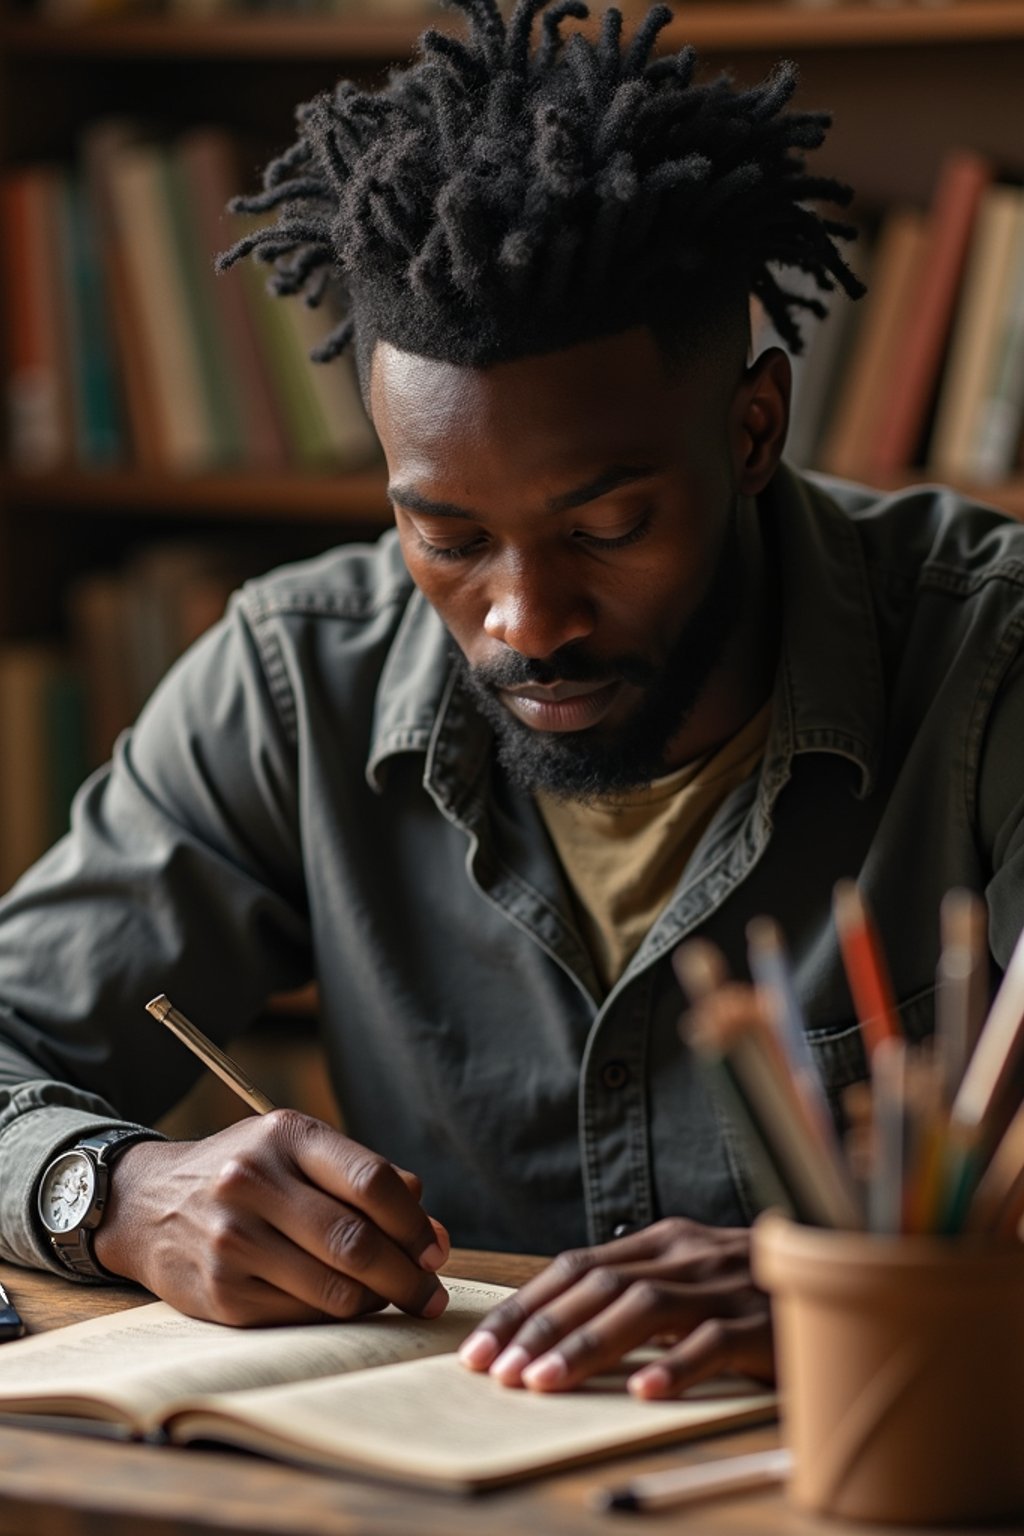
[39,1151,96,1234]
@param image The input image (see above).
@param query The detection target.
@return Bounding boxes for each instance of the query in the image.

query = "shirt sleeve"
[0,591,313,1272]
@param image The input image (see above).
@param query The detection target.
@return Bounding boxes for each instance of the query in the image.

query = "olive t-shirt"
[536,702,773,991]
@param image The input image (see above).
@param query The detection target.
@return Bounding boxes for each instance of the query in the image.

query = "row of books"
[0,540,242,893]
[765,148,1024,486]
[0,123,379,477]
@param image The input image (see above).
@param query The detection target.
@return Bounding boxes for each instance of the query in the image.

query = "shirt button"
[600,1060,629,1091]
[612,1222,635,1239]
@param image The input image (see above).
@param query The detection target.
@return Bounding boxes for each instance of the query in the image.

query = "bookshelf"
[2,0,1024,877]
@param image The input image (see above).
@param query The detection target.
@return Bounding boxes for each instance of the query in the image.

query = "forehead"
[369,328,716,483]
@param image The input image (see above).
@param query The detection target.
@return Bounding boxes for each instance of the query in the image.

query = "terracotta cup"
[751,1212,1024,1524]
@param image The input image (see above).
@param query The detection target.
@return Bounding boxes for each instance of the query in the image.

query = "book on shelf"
[5,122,380,479]
[55,167,125,468]
[0,1280,774,1491]
[969,207,1024,483]
[868,149,993,479]
[929,183,1024,482]
[175,128,289,472]
[0,165,75,474]
[0,644,87,894]
[69,541,244,767]
[819,205,927,482]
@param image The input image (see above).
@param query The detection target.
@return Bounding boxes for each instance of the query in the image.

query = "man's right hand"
[91,1110,450,1326]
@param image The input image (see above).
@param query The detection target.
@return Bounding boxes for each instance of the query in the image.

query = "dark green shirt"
[2,463,1024,1269]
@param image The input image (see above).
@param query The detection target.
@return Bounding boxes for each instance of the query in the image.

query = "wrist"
[89,1137,168,1284]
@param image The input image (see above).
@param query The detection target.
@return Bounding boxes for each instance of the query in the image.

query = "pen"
[593,1445,793,1513]
[0,1280,26,1341]
[145,994,277,1115]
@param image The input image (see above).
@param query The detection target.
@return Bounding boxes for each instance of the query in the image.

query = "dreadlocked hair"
[217,0,865,372]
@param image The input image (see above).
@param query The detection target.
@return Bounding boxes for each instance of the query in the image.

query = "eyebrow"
[388,465,657,522]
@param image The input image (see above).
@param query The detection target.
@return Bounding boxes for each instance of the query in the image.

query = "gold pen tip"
[146,994,172,1022]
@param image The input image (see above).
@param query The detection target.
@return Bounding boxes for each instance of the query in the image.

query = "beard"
[453,505,744,800]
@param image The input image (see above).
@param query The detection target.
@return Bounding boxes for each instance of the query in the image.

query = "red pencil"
[834,881,902,1060]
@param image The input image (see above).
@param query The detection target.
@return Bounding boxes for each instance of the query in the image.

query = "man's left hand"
[458,1217,773,1397]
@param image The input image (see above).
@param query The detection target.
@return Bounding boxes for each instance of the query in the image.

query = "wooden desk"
[0,1254,1005,1536]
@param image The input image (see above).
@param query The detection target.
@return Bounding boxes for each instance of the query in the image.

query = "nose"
[482,549,596,659]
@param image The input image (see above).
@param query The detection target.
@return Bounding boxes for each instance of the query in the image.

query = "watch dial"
[41,1152,96,1233]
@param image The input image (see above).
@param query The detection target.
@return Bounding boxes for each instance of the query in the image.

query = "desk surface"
[0,1253,1006,1536]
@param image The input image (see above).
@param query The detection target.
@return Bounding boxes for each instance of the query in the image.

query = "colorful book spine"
[928,184,1024,483]
[869,149,993,477]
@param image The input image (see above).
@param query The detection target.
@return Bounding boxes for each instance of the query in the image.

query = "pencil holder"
[751,1212,1024,1524]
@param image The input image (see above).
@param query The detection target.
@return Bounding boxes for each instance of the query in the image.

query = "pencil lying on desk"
[594,1445,793,1513]
[145,994,276,1115]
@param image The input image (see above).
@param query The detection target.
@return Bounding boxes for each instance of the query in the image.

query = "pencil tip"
[146,994,171,1022]
[591,1490,639,1512]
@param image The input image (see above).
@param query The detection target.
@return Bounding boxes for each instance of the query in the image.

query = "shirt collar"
[365,464,886,800]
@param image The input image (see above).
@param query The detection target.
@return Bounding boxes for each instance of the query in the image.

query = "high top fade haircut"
[218,0,865,379]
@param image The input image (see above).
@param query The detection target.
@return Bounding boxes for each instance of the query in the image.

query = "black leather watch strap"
[45,1127,161,1281]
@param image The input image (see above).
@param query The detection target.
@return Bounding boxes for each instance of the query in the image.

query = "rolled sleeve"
[0,592,313,1271]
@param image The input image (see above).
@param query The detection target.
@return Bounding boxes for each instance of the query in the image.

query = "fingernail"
[421,1285,448,1319]
[458,1329,500,1369]
[419,1241,445,1272]
[522,1352,568,1390]
[490,1344,530,1384]
[628,1364,672,1399]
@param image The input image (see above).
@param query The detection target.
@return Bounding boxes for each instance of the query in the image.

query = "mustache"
[464,645,657,692]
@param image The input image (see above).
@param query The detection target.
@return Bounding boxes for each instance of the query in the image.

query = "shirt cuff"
[0,1099,164,1277]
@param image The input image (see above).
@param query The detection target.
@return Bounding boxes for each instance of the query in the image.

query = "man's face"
[370,325,781,797]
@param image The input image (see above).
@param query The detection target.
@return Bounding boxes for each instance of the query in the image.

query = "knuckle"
[584,1265,626,1303]
[211,1155,259,1201]
[261,1106,309,1146]
[485,1296,529,1334]
[346,1153,394,1207]
[564,1324,604,1363]
[207,1209,246,1260]
[551,1247,593,1284]
[317,1269,364,1318]
[324,1214,380,1274]
[519,1310,562,1352]
[630,1278,673,1315]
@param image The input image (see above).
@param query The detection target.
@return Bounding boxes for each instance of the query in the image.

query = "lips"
[499,678,623,733]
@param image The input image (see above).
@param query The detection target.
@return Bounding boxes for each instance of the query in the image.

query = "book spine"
[0,168,72,473]
[819,207,926,482]
[966,202,1024,483]
[869,150,993,477]
[103,138,217,473]
[928,185,1024,482]
[161,150,245,467]
[174,129,289,472]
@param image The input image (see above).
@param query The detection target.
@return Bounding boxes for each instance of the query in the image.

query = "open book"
[0,1277,774,1490]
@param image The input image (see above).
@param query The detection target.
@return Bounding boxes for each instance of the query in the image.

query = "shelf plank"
[4,3,1024,60]
[4,466,1024,522]
[0,468,392,524]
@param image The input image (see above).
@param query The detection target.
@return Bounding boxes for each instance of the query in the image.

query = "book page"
[0,1278,510,1431]
[169,1353,776,1489]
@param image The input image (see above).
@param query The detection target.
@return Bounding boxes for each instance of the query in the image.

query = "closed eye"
[573,511,653,551]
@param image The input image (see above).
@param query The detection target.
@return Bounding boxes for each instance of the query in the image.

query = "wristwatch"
[37,1127,159,1279]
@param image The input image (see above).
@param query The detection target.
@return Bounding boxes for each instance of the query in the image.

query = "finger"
[281,1114,444,1270]
[459,1226,691,1370]
[392,1165,424,1201]
[429,1217,452,1262]
[627,1312,775,1400]
[477,1244,754,1384]
[186,1214,389,1327]
[517,1278,733,1392]
[260,1179,449,1319]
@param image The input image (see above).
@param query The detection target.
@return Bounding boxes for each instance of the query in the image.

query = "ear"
[730,346,791,496]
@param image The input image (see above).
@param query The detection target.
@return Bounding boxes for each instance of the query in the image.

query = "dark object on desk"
[0,1281,25,1340]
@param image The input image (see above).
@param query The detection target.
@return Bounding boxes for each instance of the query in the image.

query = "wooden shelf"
[0,468,391,524]
[4,2,1024,61]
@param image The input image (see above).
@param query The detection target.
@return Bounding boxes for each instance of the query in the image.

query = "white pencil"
[594,1446,793,1512]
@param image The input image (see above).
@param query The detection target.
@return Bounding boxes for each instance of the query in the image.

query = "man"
[2,0,1023,1403]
